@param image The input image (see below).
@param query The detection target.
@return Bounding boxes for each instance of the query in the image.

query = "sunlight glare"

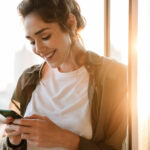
[137,0,150,149]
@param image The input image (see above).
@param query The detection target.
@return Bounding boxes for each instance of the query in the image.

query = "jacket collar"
[25,61,46,79]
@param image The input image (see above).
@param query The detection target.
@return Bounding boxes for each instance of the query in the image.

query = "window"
[77,0,104,55]
[110,0,129,64]
[137,0,150,149]
[129,0,150,149]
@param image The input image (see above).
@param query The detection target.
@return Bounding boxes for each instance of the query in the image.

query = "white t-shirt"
[24,66,92,150]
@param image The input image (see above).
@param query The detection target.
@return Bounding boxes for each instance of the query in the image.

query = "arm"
[1,100,27,150]
[2,65,39,150]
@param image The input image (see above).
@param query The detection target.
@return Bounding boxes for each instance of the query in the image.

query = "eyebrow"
[25,27,50,39]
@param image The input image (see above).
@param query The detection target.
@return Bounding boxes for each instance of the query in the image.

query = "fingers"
[27,114,53,124]
[27,140,40,147]
[13,118,35,126]
[5,123,33,138]
[6,130,20,136]
[5,127,15,136]
[9,124,32,133]
[5,125,20,136]
[3,117,14,124]
[25,114,46,120]
[22,115,52,125]
[21,133,37,141]
[12,115,50,128]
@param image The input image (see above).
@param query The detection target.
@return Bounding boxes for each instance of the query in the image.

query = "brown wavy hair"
[17,0,86,34]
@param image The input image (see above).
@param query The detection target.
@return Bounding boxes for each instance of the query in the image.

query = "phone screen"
[0,109,22,119]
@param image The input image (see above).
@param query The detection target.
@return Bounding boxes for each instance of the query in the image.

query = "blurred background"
[0,0,150,150]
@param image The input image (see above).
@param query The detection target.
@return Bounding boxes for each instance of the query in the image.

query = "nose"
[33,41,45,56]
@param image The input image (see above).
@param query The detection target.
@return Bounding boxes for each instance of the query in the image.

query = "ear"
[67,13,77,31]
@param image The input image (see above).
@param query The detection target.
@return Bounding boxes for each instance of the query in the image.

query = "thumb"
[25,114,52,124]
[26,114,47,120]
[3,117,14,124]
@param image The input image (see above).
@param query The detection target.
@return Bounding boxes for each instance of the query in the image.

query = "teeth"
[45,51,55,58]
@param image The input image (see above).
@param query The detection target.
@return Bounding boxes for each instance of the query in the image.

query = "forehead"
[23,12,58,35]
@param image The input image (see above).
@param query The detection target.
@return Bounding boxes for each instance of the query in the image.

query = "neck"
[58,40,87,73]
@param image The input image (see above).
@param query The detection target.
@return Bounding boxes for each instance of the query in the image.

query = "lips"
[44,49,56,60]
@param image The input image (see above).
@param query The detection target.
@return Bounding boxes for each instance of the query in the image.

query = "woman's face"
[24,12,72,68]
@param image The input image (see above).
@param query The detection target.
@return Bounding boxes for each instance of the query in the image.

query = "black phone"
[0,109,22,119]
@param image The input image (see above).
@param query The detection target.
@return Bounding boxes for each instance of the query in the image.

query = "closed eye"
[25,36,35,45]
[42,35,51,40]
[30,41,35,45]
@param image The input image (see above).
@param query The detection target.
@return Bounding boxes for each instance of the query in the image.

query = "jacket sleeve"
[1,95,26,150]
[79,62,127,150]
[78,136,117,150]
[1,65,40,150]
[1,100,27,150]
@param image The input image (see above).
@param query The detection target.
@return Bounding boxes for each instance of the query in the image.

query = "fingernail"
[7,117,14,121]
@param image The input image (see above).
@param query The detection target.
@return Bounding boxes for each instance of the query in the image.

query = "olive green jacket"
[2,51,127,150]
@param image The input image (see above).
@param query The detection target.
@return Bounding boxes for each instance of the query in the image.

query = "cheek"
[55,32,71,46]
[59,35,72,50]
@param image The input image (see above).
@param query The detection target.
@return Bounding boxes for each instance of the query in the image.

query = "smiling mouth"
[44,49,56,60]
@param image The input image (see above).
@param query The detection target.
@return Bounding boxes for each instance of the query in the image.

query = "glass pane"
[138,0,150,149]
[77,0,104,55]
[110,0,129,64]
[0,1,23,108]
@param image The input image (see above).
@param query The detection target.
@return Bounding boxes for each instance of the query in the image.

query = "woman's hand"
[5,117,22,145]
[12,114,79,149]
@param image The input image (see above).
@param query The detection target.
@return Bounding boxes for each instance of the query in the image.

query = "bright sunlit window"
[110,0,129,64]
[77,0,104,55]
[137,0,150,149]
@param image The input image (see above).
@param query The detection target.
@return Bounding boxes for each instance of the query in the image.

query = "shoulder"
[16,63,43,89]
[87,51,127,80]
[20,62,45,78]
[102,57,127,80]
[12,63,43,99]
[22,64,42,75]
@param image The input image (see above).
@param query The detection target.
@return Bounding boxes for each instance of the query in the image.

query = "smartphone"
[0,109,22,119]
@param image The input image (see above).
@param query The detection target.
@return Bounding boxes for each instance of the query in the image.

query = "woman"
[2,0,127,149]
